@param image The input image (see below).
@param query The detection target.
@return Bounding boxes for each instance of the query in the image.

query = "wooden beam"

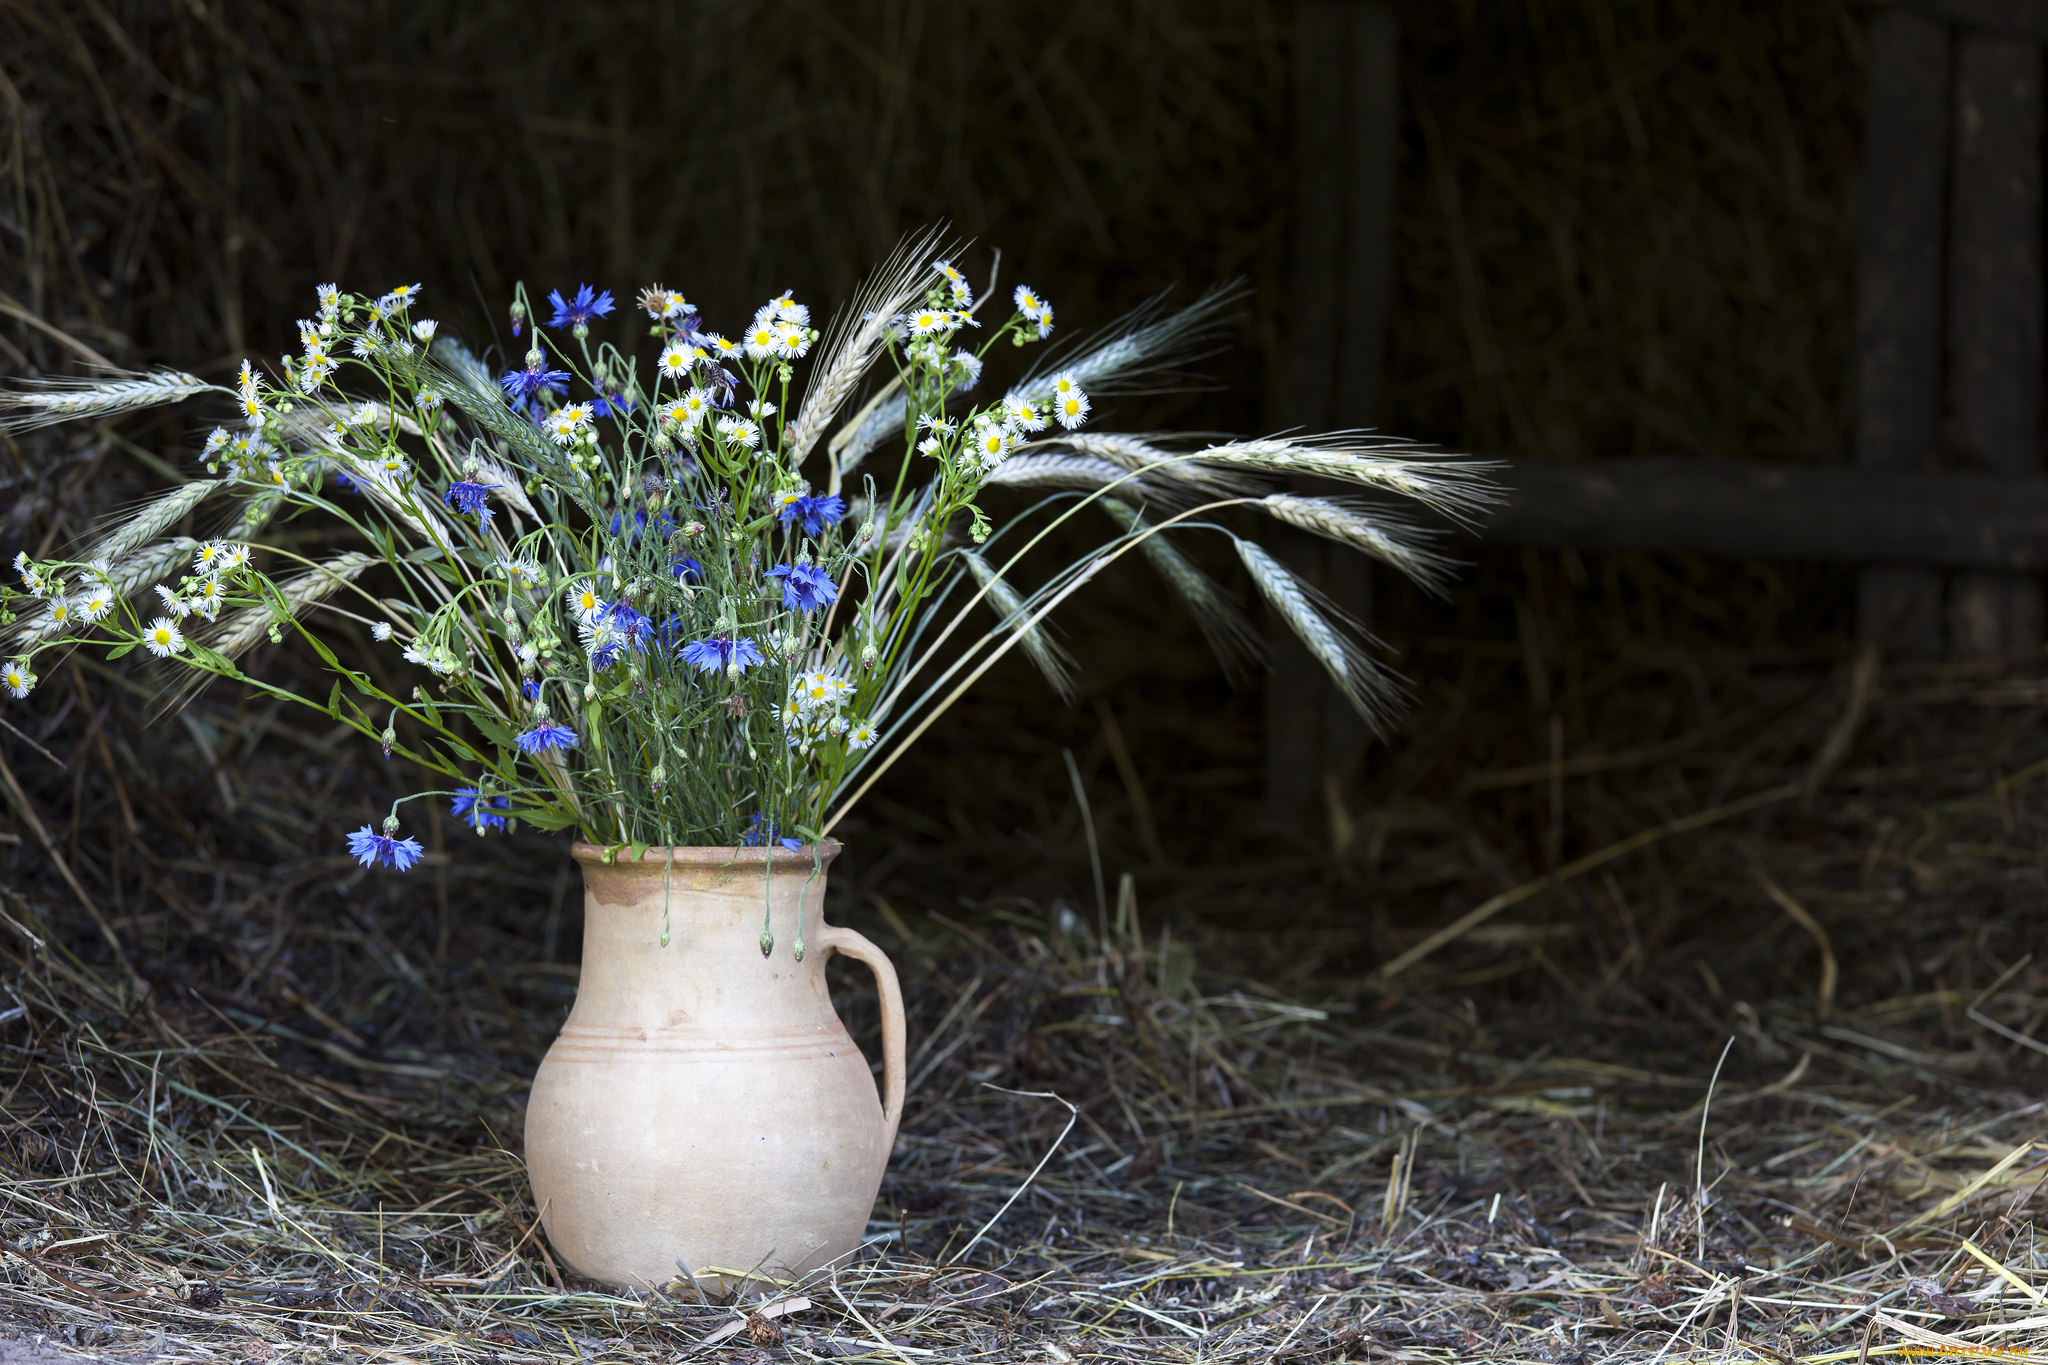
[1884,0,2048,44]
[1945,28,2044,658]
[1267,0,1399,828]
[1853,8,1950,655]
[1480,456,2048,571]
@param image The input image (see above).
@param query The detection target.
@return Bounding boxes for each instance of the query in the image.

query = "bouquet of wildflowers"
[0,236,1494,915]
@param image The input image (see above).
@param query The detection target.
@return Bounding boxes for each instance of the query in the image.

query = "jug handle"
[817,924,906,1148]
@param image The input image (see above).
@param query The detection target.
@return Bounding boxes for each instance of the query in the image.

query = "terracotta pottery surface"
[524,843,904,1291]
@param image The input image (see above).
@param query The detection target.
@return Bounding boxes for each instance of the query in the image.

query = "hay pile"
[7,2,2048,1362]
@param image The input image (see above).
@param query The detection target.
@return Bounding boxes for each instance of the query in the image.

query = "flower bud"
[572,322,589,340]
[525,346,546,368]
[583,682,598,702]
[381,814,400,836]
[860,643,879,671]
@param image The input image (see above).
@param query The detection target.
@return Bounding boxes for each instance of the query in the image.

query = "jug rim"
[570,841,843,869]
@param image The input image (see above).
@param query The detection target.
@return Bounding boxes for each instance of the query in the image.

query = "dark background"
[5,1,2015,1009]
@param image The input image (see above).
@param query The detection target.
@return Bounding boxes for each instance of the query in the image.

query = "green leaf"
[105,642,137,660]
[518,808,582,831]
[473,713,515,752]
[626,842,650,864]
[184,641,242,677]
[326,678,343,717]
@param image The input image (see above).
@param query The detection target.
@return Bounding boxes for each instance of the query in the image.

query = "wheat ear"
[961,550,1077,701]
[1098,500,1264,680]
[982,452,1172,502]
[1200,435,1502,526]
[1056,432,1254,494]
[1011,281,1246,402]
[1255,493,1460,595]
[0,370,219,434]
[1234,537,1406,730]
[206,552,377,660]
[78,480,220,564]
[794,226,950,469]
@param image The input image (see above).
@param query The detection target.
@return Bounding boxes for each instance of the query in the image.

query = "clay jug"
[524,842,904,1291]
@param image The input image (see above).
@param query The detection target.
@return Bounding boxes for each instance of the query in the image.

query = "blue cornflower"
[335,470,360,493]
[500,362,571,405]
[599,600,655,646]
[591,391,635,418]
[450,787,511,834]
[521,679,542,701]
[670,556,704,584]
[443,480,498,522]
[680,634,765,675]
[517,721,579,754]
[765,562,838,614]
[547,284,616,329]
[346,823,426,871]
[775,492,847,537]
[742,812,804,851]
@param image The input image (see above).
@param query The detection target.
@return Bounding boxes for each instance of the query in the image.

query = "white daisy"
[543,403,592,446]
[951,349,984,389]
[412,319,438,342]
[378,282,423,315]
[1054,390,1092,429]
[847,721,878,750]
[143,618,184,658]
[42,598,74,633]
[316,282,341,319]
[717,416,761,450]
[189,578,226,619]
[77,587,114,622]
[372,621,394,641]
[565,584,607,624]
[402,643,456,675]
[2,661,34,699]
[974,423,1015,466]
[659,343,691,378]
[1005,398,1046,433]
[908,309,949,338]
[193,541,227,573]
[934,259,973,307]
[153,584,190,618]
[744,323,779,360]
